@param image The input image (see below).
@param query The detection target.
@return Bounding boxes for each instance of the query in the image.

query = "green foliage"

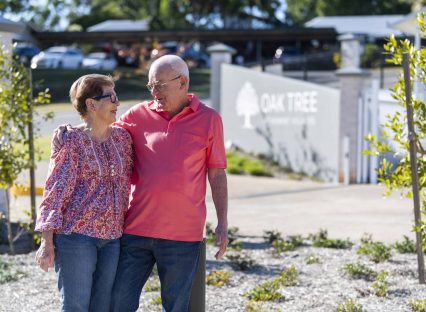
[244,301,270,312]
[144,277,161,292]
[366,17,426,250]
[0,46,51,189]
[394,235,417,254]
[305,255,321,264]
[226,252,256,271]
[357,235,392,263]
[409,298,426,312]
[244,280,283,302]
[343,262,377,281]
[309,229,353,249]
[206,270,230,287]
[263,230,283,244]
[226,152,273,177]
[277,266,299,287]
[150,295,162,305]
[361,43,382,68]
[0,257,26,284]
[371,272,389,297]
[336,298,366,312]
[272,235,304,253]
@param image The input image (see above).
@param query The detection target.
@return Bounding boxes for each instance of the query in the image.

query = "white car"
[82,52,118,70]
[31,46,84,69]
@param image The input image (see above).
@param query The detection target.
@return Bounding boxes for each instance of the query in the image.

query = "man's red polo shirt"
[117,94,227,242]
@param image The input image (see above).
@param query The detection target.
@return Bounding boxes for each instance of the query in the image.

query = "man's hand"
[214,223,228,260]
[35,233,55,272]
[51,124,72,157]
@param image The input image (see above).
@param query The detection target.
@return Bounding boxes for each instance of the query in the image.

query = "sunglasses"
[92,93,118,103]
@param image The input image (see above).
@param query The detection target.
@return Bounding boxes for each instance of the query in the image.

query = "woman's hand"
[35,231,55,272]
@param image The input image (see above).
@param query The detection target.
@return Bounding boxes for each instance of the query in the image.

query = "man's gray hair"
[151,55,189,84]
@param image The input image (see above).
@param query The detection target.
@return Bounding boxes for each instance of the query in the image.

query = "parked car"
[13,44,40,66]
[31,46,84,69]
[82,52,117,70]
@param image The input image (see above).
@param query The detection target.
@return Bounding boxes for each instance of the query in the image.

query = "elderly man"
[109,55,228,312]
[54,55,227,311]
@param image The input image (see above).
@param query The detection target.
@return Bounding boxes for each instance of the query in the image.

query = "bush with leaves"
[365,14,426,251]
[244,280,283,302]
[263,230,283,244]
[0,45,51,253]
[336,298,366,312]
[394,235,417,254]
[226,252,256,271]
[0,257,26,284]
[357,235,392,263]
[272,235,304,254]
[305,255,321,264]
[343,262,377,281]
[206,270,230,287]
[371,271,389,297]
[277,266,299,287]
[309,229,353,249]
[409,298,426,312]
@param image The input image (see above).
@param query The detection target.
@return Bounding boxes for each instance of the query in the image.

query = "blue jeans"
[54,233,120,312]
[110,234,202,312]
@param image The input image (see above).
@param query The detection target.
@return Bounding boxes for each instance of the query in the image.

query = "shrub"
[343,262,377,281]
[244,280,283,302]
[409,298,426,312]
[226,253,256,271]
[277,266,299,287]
[357,240,392,263]
[394,235,416,254]
[336,298,366,312]
[371,272,389,297]
[272,235,304,253]
[305,255,321,264]
[144,277,161,292]
[263,230,283,244]
[0,257,25,284]
[244,301,269,312]
[150,296,162,305]
[206,270,230,287]
[310,229,353,249]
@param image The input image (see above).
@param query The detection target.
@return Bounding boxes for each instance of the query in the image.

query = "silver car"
[31,46,84,69]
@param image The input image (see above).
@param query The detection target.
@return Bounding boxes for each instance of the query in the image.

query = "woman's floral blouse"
[35,126,133,239]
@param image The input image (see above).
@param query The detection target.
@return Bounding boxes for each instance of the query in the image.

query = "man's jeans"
[54,233,120,312]
[110,234,202,312]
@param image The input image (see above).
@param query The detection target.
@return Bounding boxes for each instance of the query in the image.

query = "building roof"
[87,19,149,32]
[390,7,426,35]
[0,16,25,33]
[305,15,404,38]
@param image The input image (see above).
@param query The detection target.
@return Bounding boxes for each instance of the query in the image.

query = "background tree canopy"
[286,0,423,25]
[2,0,426,30]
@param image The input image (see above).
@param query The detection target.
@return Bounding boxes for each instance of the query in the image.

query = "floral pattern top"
[35,126,133,239]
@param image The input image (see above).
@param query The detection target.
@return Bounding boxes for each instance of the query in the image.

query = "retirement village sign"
[221,64,340,182]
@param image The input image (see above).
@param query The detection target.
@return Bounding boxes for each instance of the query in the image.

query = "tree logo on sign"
[236,82,260,129]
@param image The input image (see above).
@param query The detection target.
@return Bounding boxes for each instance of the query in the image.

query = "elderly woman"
[35,74,133,312]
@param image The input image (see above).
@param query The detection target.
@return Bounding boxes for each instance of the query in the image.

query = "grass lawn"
[33,67,210,104]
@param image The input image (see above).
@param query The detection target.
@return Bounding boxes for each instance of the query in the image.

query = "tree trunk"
[5,188,15,255]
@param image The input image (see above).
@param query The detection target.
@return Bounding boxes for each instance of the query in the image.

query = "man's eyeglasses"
[146,75,181,92]
[92,93,118,103]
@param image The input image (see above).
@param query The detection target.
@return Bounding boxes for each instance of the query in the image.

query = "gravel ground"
[0,235,425,312]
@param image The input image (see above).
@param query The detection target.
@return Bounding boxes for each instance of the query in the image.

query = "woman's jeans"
[111,234,202,312]
[54,233,120,312]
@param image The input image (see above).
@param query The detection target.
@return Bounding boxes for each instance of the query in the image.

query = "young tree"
[365,13,426,282]
[0,45,51,254]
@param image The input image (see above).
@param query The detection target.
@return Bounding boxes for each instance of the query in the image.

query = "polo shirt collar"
[147,93,200,112]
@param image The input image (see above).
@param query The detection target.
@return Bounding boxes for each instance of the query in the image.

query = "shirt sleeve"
[35,133,78,232]
[206,113,227,169]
